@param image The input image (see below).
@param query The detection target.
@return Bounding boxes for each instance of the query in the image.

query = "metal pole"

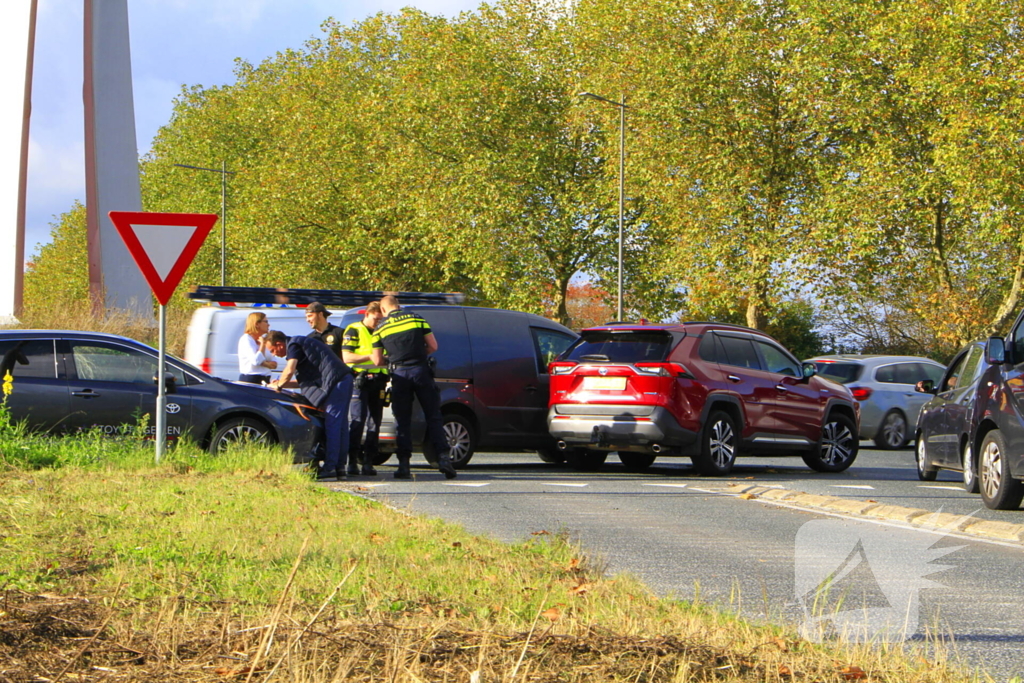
[155,303,167,463]
[220,159,226,287]
[617,95,625,322]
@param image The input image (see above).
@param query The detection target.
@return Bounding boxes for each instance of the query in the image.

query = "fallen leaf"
[867,499,878,503]
[368,533,385,544]
[567,558,581,571]
[778,664,793,677]
[839,665,867,680]
[569,581,594,596]
[745,476,755,479]
[541,606,561,621]
[531,530,550,536]
[451,541,462,548]
[740,493,756,500]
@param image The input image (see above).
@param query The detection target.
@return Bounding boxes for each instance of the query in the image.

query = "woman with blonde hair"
[237,311,277,383]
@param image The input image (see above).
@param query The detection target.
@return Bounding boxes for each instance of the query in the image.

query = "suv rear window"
[816,362,863,384]
[566,331,676,363]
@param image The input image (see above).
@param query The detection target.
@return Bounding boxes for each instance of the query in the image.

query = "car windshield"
[815,362,863,384]
[565,331,675,363]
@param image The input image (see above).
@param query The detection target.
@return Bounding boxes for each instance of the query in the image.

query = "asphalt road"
[345,446,1024,681]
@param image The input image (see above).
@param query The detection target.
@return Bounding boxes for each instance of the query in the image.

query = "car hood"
[222,380,312,406]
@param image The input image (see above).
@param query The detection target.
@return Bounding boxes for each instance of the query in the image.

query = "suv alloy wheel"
[693,410,738,476]
[803,413,858,473]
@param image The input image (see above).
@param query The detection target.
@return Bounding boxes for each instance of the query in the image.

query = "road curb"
[724,484,1024,545]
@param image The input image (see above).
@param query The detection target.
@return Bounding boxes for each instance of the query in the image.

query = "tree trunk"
[551,275,570,327]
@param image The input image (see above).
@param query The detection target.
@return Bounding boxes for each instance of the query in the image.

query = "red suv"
[547,323,860,475]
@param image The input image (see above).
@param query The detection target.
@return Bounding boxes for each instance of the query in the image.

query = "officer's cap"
[306,301,330,317]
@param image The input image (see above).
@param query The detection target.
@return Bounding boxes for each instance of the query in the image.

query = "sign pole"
[155,303,167,463]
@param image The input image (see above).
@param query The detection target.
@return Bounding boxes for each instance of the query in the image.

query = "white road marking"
[357,483,391,488]
[540,482,590,488]
[829,485,876,489]
[443,482,492,487]
[642,483,689,489]
[918,485,968,491]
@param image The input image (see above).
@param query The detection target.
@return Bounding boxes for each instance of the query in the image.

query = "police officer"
[370,295,456,480]
[266,330,354,480]
[305,301,344,357]
[341,301,386,476]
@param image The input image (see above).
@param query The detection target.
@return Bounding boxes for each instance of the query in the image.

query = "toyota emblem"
[599,367,608,376]
[166,403,181,414]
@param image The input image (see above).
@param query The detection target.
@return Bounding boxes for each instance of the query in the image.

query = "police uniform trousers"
[349,372,385,463]
[390,364,447,461]
[321,375,354,475]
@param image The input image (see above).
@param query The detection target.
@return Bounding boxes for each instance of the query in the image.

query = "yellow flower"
[2,371,12,397]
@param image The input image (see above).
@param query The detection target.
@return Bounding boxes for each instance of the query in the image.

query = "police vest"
[343,322,386,373]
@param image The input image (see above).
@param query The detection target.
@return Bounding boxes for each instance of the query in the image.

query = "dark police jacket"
[286,335,352,408]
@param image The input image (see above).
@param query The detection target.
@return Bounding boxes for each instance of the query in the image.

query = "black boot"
[394,456,412,479]
[361,453,377,476]
[346,451,361,476]
[437,452,457,480]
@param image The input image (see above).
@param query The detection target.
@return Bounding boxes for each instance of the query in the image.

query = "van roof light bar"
[188,286,464,308]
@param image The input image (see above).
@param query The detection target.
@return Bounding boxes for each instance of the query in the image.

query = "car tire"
[693,410,738,476]
[423,413,476,469]
[979,429,1024,510]
[803,413,858,473]
[371,452,393,466]
[962,441,979,494]
[618,452,656,473]
[565,448,608,471]
[874,410,908,449]
[536,447,566,464]
[915,436,938,481]
[209,417,275,453]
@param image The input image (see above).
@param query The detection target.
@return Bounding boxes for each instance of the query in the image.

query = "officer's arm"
[370,348,386,366]
[424,332,439,355]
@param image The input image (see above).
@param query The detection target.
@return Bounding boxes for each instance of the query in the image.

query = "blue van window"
[532,328,576,373]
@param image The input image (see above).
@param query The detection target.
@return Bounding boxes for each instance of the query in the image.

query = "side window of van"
[532,328,577,373]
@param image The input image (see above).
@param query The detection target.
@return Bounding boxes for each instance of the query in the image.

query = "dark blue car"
[0,330,322,458]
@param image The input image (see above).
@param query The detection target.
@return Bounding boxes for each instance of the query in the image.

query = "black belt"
[389,360,428,369]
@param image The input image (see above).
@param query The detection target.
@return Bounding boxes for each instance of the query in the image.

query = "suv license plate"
[582,376,626,391]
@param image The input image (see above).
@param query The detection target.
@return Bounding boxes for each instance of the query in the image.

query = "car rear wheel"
[803,413,858,473]
[915,436,938,481]
[874,410,908,449]
[979,429,1024,510]
[423,414,476,469]
[693,410,738,476]
[618,452,656,473]
[536,447,566,464]
[565,448,608,471]
[209,417,275,453]
[371,452,393,466]
[962,441,979,494]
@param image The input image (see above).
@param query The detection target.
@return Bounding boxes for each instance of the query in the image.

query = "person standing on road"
[266,330,353,480]
[237,311,277,384]
[342,301,386,476]
[370,295,455,480]
[305,301,344,357]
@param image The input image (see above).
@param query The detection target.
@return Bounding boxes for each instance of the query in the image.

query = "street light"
[579,91,627,321]
[173,162,237,286]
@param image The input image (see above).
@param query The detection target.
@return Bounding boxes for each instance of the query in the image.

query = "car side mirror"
[915,379,935,394]
[154,372,177,395]
[987,337,1006,365]
[801,362,817,379]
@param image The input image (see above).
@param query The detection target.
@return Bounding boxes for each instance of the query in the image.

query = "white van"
[183,305,348,380]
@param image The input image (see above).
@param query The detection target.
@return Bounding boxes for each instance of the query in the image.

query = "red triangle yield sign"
[109,211,218,305]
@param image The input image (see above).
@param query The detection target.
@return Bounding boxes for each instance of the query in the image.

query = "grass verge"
[0,436,984,681]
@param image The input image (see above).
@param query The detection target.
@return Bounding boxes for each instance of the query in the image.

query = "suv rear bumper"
[547,404,698,449]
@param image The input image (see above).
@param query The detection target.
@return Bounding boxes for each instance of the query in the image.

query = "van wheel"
[565,449,607,471]
[618,452,656,473]
[423,414,476,469]
[874,410,908,449]
[209,417,274,453]
[693,410,738,476]
[537,447,565,464]
[803,413,858,473]
[979,429,1024,510]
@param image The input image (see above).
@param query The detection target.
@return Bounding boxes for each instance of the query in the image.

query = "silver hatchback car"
[805,355,945,449]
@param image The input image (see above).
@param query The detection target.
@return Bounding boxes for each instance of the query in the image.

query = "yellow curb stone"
[911,511,977,532]
[957,520,1024,542]
[862,504,930,523]
[760,488,798,501]
[787,494,836,508]
[726,484,760,494]
[819,499,880,515]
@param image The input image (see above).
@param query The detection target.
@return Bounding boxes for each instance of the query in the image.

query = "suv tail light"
[851,386,872,401]
[635,362,692,378]
[549,361,577,375]
[201,357,212,374]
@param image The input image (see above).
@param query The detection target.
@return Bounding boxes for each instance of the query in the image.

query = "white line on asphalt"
[641,483,689,489]
[829,485,876,489]
[540,482,589,488]
[357,483,391,488]
[918,485,968,491]
[443,482,492,487]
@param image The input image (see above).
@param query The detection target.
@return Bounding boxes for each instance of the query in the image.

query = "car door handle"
[72,389,100,398]
[776,385,788,392]
[525,385,538,393]
[727,375,741,382]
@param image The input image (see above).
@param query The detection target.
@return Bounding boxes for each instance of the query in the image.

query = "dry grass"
[3,303,197,357]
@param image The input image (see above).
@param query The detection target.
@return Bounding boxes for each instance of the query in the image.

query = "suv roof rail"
[188,285,464,308]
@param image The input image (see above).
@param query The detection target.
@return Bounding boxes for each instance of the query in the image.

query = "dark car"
[334,305,578,468]
[913,341,988,492]
[547,323,860,475]
[0,330,323,458]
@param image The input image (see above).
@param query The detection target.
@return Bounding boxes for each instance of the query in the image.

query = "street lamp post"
[173,162,236,286]
[579,92,627,321]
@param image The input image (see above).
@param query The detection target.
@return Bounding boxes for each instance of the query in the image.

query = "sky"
[25,0,482,260]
